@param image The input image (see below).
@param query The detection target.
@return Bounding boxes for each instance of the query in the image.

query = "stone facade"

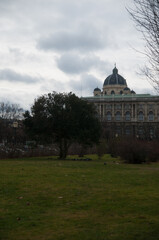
[84,67,159,139]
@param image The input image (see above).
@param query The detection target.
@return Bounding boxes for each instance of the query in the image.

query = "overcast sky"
[0,0,155,109]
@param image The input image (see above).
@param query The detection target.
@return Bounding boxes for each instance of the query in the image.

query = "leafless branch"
[127,0,159,92]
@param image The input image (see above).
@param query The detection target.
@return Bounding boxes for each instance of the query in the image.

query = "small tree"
[23,92,101,159]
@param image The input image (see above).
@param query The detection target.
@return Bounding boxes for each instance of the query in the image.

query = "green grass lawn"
[0,155,159,240]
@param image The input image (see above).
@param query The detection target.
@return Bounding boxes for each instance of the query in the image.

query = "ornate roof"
[124,87,130,91]
[103,67,127,86]
[94,87,101,91]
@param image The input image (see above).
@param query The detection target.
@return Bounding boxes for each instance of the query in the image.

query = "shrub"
[108,137,149,164]
[96,139,107,159]
[147,141,159,162]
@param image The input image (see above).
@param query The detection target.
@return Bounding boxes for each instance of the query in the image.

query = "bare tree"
[0,102,24,120]
[128,0,159,92]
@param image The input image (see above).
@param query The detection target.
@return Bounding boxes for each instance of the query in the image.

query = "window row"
[106,111,155,121]
[104,104,158,110]
[115,126,155,136]
[104,90,124,95]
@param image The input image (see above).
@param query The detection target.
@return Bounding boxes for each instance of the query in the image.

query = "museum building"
[84,66,159,139]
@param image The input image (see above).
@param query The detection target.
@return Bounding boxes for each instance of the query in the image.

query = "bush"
[112,137,159,164]
[118,138,148,164]
[107,137,121,158]
[96,139,107,159]
[147,141,159,162]
[107,137,150,164]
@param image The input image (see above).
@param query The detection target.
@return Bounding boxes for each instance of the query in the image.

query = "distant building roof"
[103,67,127,86]
[83,94,159,101]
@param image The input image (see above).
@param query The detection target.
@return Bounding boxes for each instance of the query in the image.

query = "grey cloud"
[0,87,36,109]
[0,0,148,108]
[40,74,103,97]
[135,87,155,95]
[0,0,15,11]
[37,27,105,52]
[57,53,94,74]
[81,74,102,91]
[40,78,65,93]
[57,53,111,74]
[68,74,102,95]
[0,69,41,84]
[9,47,23,55]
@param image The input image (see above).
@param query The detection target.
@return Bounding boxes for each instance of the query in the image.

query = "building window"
[138,104,144,109]
[125,104,131,110]
[106,104,112,110]
[106,112,111,121]
[149,128,154,139]
[115,111,121,121]
[101,105,103,116]
[138,127,144,137]
[148,111,154,121]
[115,104,122,110]
[105,91,107,95]
[148,104,154,109]
[120,91,123,94]
[111,90,115,95]
[138,111,144,121]
[125,126,131,135]
[125,111,131,121]
[116,126,121,135]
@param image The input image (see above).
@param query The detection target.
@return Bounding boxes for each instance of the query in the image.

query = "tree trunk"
[59,138,69,159]
[78,145,85,157]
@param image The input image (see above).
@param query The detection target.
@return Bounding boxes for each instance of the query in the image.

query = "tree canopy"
[23,92,101,158]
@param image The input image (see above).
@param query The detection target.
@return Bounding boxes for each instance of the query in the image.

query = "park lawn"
[0,155,159,240]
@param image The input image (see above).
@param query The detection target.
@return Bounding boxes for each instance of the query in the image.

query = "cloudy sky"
[0,0,155,109]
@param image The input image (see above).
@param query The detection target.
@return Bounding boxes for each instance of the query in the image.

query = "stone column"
[145,103,147,121]
[112,103,114,120]
[122,103,124,121]
[131,104,133,120]
[154,104,157,121]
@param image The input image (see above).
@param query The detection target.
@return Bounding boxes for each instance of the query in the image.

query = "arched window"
[148,111,154,121]
[115,111,121,121]
[125,111,131,121]
[111,90,115,95]
[120,90,123,94]
[106,111,111,121]
[105,91,107,95]
[138,111,144,121]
